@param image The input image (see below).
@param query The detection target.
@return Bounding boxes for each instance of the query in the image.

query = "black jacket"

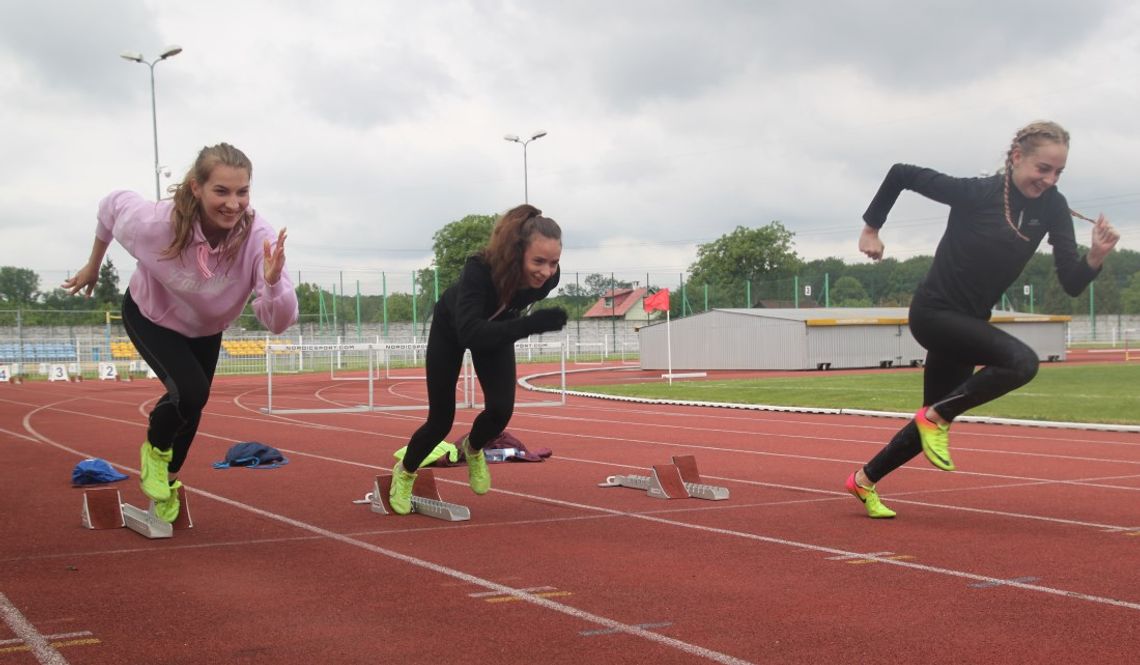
[434,255,560,351]
[863,164,1098,319]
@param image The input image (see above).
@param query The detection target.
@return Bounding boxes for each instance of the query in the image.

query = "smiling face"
[1010,140,1068,199]
[190,164,251,241]
[521,233,562,289]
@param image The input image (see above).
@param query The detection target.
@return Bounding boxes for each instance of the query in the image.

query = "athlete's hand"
[1087,215,1119,269]
[524,307,568,334]
[61,261,100,297]
[859,224,884,261]
[263,228,287,285]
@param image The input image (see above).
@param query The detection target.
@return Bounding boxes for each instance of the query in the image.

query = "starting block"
[354,468,470,521]
[599,455,729,501]
[81,486,193,538]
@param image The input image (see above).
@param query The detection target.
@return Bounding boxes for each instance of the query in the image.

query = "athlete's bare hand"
[859,224,884,261]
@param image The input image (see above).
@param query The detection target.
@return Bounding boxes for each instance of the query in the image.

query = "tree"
[1121,271,1140,314]
[583,273,632,296]
[0,266,40,304]
[429,214,497,291]
[95,259,122,307]
[831,276,871,307]
[689,223,799,283]
[686,223,800,308]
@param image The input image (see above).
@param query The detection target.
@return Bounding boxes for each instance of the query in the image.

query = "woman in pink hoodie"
[64,143,299,522]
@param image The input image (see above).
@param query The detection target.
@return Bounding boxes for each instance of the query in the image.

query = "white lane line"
[20,405,754,665]
[0,593,69,665]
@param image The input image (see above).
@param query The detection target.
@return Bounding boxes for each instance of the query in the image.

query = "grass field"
[579,363,1140,426]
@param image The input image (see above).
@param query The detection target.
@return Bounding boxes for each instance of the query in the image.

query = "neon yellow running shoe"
[462,437,491,495]
[845,472,896,519]
[154,480,182,523]
[389,463,417,515]
[139,442,172,501]
[915,407,955,471]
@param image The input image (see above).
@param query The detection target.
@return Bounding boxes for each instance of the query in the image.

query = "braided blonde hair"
[1001,121,1087,241]
[164,143,254,265]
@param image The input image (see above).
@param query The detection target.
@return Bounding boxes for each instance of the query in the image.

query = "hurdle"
[466,340,567,410]
[81,486,193,538]
[354,468,470,521]
[264,340,567,414]
[599,455,729,500]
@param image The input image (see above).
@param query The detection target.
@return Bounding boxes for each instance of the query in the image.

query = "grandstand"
[0,342,78,363]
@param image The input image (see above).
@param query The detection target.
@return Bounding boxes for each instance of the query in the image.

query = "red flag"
[643,288,670,313]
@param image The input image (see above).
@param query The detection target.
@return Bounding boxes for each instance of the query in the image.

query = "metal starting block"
[81,486,193,538]
[353,468,470,521]
[599,455,729,501]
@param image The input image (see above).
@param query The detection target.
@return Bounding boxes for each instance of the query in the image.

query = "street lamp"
[120,45,183,200]
[503,130,547,203]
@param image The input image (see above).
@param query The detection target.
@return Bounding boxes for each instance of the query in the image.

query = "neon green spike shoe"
[845,472,896,519]
[154,480,182,523]
[462,437,491,495]
[915,407,955,471]
[139,442,172,501]
[389,463,417,515]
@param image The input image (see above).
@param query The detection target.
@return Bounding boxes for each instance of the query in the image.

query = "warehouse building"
[637,308,1068,371]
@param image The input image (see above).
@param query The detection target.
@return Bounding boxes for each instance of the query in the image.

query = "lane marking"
[970,576,1040,589]
[582,621,672,637]
[20,409,755,665]
[0,592,70,665]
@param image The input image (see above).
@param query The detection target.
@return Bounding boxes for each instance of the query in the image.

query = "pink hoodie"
[96,191,299,337]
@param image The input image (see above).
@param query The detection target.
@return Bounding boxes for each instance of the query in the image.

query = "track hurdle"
[81,486,193,538]
[599,455,729,500]
[354,468,470,521]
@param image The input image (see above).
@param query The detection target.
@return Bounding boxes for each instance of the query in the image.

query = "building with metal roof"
[637,308,1069,371]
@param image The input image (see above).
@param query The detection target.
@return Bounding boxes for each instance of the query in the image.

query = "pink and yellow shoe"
[915,407,955,471]
[845,472,896,519]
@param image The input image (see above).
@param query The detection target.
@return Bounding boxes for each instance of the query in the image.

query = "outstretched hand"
[525,307,569,334]
[1087,215,1120,269]
[263,228,287,285]
[61,262,100,298]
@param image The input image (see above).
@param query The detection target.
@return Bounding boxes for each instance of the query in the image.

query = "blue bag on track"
[212,442,289,469]
[72,458,129,485]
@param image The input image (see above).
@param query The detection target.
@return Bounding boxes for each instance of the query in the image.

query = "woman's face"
[1010,140,1067,199]
[521,234,561,289]
[191,164,251,237]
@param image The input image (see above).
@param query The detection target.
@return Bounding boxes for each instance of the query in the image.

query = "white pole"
[665,309,673,386]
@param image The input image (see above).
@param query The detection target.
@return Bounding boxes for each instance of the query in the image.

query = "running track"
[1,365,1137,664]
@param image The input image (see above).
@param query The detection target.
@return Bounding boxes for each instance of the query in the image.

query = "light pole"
[120,45,183,200]
[503,130,547,203]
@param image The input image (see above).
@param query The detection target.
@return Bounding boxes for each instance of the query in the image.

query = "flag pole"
[665,308,673,386]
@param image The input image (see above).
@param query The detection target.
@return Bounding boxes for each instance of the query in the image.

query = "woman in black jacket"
[846,120,1120,519]
[390,204,567,514]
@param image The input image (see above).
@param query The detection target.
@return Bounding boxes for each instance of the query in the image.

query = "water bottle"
[484,448,516,462]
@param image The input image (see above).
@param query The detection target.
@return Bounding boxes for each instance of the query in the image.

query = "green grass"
[579,363,1140,426]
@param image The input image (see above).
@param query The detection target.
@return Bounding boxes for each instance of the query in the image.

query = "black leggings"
[121,289,222,474]
[863,304,1039,483]
[400,317,517,473]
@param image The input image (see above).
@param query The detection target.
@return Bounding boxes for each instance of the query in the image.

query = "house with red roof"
[582,287,664,321]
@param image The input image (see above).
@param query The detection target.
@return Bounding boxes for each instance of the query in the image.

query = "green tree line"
[4,216,1139,329]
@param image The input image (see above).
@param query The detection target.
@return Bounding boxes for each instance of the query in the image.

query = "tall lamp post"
[503,130,547,203]
[120,45,183,199]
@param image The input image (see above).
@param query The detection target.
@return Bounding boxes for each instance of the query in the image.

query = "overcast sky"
[2,0,1137,295]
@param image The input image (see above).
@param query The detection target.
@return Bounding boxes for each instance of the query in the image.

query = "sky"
[2,0,1138,296]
